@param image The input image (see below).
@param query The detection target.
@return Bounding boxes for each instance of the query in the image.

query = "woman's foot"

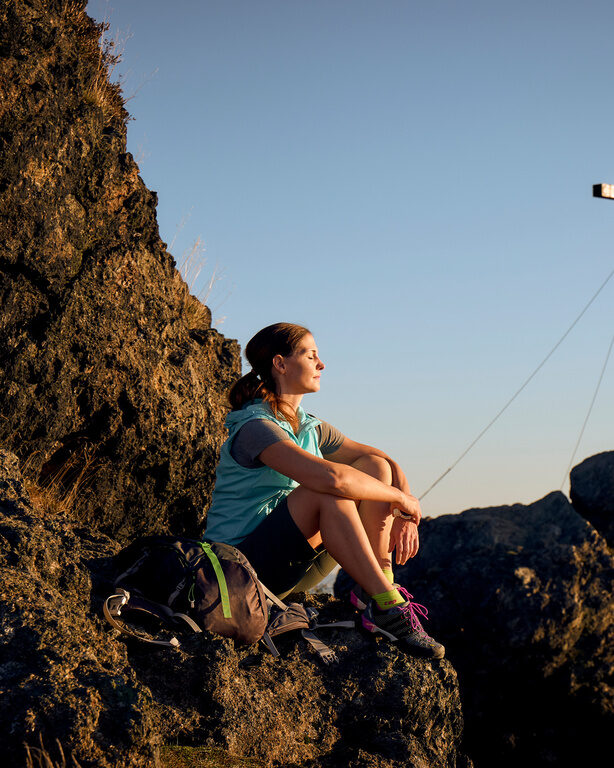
[360,590,445,660]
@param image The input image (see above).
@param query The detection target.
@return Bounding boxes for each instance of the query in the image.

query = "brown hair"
[228,322,311,432]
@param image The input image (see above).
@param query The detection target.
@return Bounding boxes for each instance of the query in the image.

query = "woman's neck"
[277,393,303,414]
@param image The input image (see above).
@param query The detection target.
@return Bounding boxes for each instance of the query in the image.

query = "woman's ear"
[272,354,285,374]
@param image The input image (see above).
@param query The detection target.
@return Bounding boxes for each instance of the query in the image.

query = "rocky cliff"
[0,3,473,767]
[0,0,239,542]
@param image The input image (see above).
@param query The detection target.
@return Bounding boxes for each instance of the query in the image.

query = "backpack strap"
[103,590,180,648]
[172,612,202,633]
[262,583,354,630]
[259,583,350,664]
[262,583,287,610]
[200,541,232,619]
[300,629,338,664]
[313,620,356,629]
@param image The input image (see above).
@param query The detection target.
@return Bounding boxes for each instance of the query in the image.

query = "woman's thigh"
[236,495,321,595]
[286,484,348,549]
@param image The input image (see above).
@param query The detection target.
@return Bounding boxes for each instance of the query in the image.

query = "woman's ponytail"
[227,322,311,432]
[227,370,262,411]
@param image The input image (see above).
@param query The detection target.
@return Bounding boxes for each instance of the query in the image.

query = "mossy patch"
[161,746,266,768]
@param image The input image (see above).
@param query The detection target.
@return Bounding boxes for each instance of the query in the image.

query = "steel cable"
[419,265,614,501]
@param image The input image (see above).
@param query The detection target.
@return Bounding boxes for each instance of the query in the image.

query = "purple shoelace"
[397,587,431,635]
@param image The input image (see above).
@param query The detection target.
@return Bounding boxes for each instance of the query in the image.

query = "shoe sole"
[361,615,446,660]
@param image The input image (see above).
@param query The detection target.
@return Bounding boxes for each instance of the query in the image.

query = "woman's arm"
[259,440,421,523]
[325,437,420,561]
[325,437,410,492]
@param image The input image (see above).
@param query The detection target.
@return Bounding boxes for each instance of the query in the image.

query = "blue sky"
[88,0,613,516]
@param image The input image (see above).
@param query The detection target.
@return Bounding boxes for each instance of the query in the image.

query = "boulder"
[0,0,240,543]
[0,449,164,767]
[375,492,614,768]
[0,449,472,768]
[570,450,614,548]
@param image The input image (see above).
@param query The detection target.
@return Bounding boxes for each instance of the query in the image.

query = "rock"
[570,451,614,547]
[0,449,165,767]
[381,492,614,768]
[129,598,473,768]
[0,449,473,767]
[0,0,240,543]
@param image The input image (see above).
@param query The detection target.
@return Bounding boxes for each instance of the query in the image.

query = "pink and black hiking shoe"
[361,587,445,660]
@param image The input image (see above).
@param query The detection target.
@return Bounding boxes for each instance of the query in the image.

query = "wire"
[560,331,614,492]
[418,264,614,501]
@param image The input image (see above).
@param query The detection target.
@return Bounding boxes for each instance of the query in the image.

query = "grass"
[161,746,267,768]
[68,0,127,128]
[22,444,100,518]
[25,736,81,768]
[174,238,229,330]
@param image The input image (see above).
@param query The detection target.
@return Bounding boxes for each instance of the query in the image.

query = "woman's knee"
[352,454,392,485]
[287,486,343,530]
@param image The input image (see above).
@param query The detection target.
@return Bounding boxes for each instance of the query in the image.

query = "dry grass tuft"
[174,238,229,329]
[60,0,85,23]
[25,735,82,768]
[23,445,100,518]
[79,7,127,127]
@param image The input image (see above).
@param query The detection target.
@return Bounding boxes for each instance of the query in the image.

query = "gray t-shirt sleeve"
[230,417,346,468]
[230,419,292,468]
[316,420,345,455]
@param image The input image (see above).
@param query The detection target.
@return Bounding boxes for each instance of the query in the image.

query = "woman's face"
[273,333,325,395]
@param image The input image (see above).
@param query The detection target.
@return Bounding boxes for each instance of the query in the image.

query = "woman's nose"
[317,359,325,370]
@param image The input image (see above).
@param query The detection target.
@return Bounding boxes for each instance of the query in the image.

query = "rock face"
[0,450,472,768]
[386,492,614,768]
[570,450,614,548]
[0,450,161,767]
[0,0,240,543]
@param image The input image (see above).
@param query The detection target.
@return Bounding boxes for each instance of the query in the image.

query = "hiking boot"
[361,589,445,660]
[349,582,369,611]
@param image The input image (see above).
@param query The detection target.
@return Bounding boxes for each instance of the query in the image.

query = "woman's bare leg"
[286,486,392,597]
[351,455,395,571]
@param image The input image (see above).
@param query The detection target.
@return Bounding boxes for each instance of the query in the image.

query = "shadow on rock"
[357,490,614,768]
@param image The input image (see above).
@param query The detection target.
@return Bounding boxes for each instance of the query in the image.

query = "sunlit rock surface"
[0,0,239,543]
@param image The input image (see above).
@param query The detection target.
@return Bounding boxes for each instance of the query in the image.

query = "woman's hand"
[388,519,420,565]
[390,491,422,525]
[388,490,421,565]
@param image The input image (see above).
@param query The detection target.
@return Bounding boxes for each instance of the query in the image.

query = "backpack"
[103,536,268,646]
[103,536,353,662]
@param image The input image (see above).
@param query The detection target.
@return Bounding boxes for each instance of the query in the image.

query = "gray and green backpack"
[103,536,352,662]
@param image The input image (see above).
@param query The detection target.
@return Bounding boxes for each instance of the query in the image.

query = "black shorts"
[236,496,321,595]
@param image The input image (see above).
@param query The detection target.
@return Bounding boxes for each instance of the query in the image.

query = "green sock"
[372,588,405,610]
[381,566,394,584]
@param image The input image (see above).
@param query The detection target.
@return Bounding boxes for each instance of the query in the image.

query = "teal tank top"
[204,401,322,545]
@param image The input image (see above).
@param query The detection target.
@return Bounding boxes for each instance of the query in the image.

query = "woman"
[205,323,444,659]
